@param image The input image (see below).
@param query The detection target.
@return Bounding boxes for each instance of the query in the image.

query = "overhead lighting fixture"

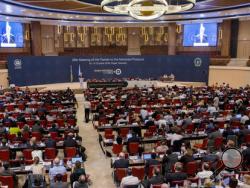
[101,0,196,20]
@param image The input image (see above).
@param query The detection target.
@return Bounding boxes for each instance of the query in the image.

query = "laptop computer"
[71,157,83,164]
[143,153,152,160]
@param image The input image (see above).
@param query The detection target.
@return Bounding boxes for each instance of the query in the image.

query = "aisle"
[75,94,115,188]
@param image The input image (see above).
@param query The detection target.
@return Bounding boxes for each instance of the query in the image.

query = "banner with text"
[8,55,209,86]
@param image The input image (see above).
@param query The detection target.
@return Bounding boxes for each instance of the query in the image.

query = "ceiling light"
[101,0,196,20]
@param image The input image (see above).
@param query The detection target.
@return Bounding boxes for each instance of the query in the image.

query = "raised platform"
[20,80,205,92]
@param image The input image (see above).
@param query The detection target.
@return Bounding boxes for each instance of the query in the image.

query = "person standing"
[83,99,91,123]
[79,73,84,89]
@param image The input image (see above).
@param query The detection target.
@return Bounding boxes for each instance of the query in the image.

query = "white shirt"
[207,106,217,114]
[166,133,183,145]
[120,175,140,188]
[241,115,249,124]
[31,150,43,162]
[140,109,148,120]
[196,170,213,179]
[84,101,91,109]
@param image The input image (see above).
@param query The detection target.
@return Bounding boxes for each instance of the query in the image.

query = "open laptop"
[143,153,152,160]
[71,157,83,164]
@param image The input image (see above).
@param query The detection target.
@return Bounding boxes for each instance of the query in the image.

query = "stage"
[20,80,205,92]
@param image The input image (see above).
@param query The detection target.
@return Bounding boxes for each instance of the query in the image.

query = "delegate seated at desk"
[113,152,129,169]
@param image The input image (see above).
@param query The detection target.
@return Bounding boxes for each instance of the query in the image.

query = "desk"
[97,124,147,132]
[103,135,166,147]
[9,141,81,152]
[110,152,206,167]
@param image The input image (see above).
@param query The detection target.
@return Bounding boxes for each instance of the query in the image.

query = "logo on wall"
[14,59,22,69]
[114,69,122,75]
[194,58,202,67]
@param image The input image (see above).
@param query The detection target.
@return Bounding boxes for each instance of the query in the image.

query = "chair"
[144,131,153,138]
[0,150,10,161]
[65,147,77,159]
[131,167,145,180]
[0,176,14,188]
[148,126,157,133]
[22,132,30,141]
[245,134,250,144]
[112,144,123,155]
[27,120,35,128]
[114,168,127,182]
[67,119,76,126]
[128,142,139,155]
[50,132,58,140]
[45,148,57,160]
[148,165,162,178]
[194,138,208,150]
[214,137,223,150]
[186,124,194,134]
[120,128,129,138]
[23,149,33,160]
[186,161,198,177]
[105,133,114,140]
[31,132,42,141]
[151,185,162,188]
[17,121,25,129]
[104,129,113,137]
[56,119,65,127]
[171,180,184,187]
[54,174,67,182]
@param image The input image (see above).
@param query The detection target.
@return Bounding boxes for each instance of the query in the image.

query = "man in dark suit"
[145,153,160,176]
[147,167,164,188]
[165,162,187,184]
[32,123,44,134]
[113,152,129,169]
[242,144,250,168]
[162,148,178,175]
[63,133,77,148]
[49,124,60,134]
[127,132,141,144]
[45,134,56,148]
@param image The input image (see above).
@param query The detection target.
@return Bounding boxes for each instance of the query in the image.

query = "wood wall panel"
[237,20,250,58]
[30,21,42,56]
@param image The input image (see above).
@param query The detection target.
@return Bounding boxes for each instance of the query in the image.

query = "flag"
[78,64,82,77]
[70,65,73,82]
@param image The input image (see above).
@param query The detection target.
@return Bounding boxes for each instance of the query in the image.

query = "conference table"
[102,133,208,147]
[110,151,206,167]
[97,124,147,132]
[10,163,72,175]
[8,140,82,152]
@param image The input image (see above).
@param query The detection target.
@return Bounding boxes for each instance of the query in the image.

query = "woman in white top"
[196,163,213,179]
[30,156,45,176]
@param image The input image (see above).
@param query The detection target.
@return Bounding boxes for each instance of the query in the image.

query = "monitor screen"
[127,133,132,139]
[235,114,242,119]
[143,153,152,160]
[0,21,24,48]
[71,157,83,164]
[183,23,218,47]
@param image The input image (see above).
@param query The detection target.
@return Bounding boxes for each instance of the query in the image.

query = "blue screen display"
[0,21,24,48]
[183,23,218,47]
